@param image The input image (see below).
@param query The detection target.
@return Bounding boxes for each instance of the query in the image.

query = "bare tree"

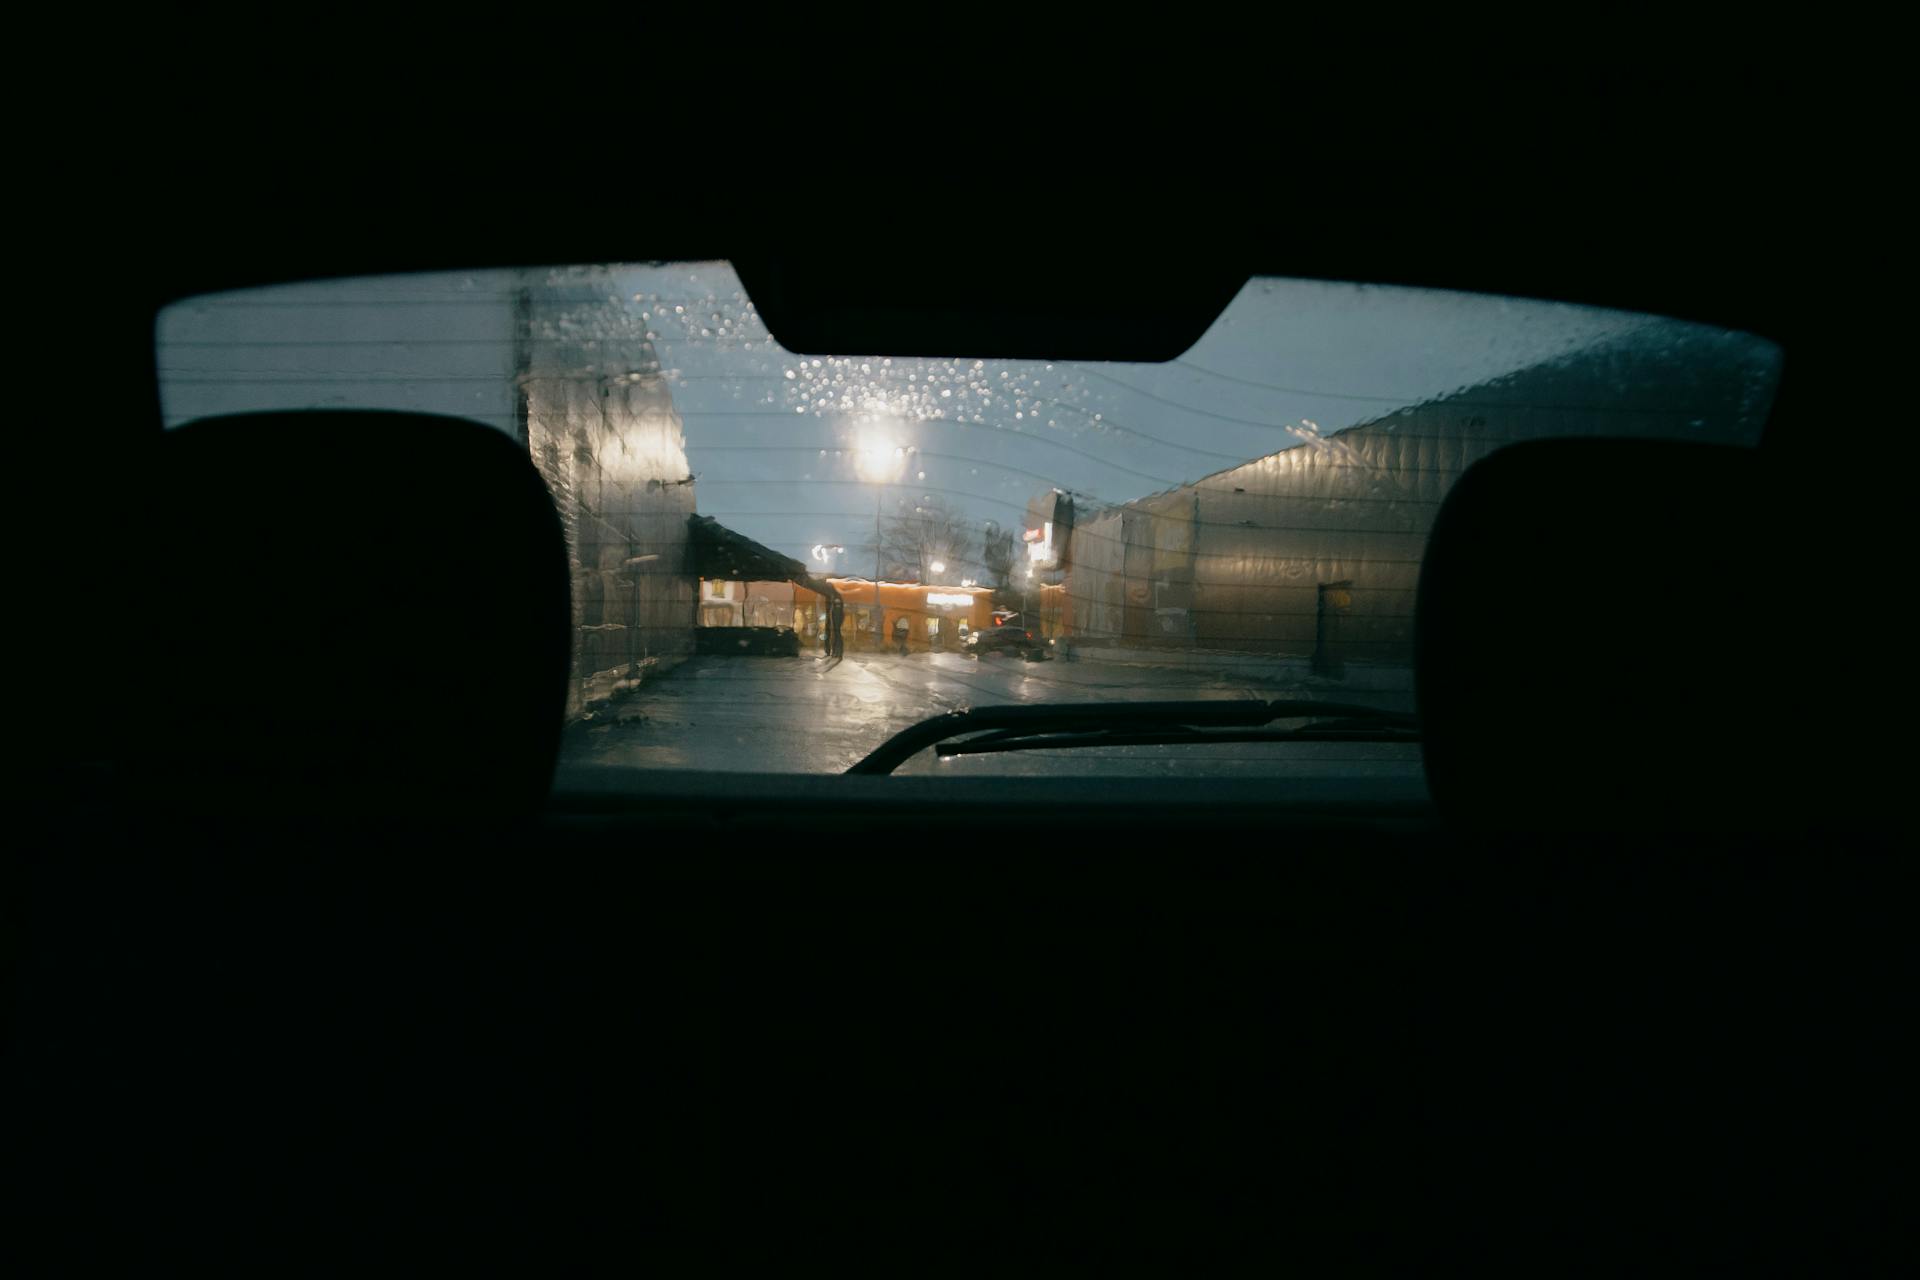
[876,497,976,584]
[981,522,1020,591]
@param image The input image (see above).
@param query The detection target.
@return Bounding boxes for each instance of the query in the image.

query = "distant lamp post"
[853,423,908,647]
[929,560,946,577]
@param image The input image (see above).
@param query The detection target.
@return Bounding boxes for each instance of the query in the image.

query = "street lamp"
[853,423,908,649]
[929,560,946,577]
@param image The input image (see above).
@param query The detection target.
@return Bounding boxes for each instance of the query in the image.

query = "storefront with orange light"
[816,579,995,653]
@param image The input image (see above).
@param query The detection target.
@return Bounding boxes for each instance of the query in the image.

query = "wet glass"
[157,265,1781,779]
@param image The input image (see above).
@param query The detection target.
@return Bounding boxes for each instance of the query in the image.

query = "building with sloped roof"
[1061,320,1780,671]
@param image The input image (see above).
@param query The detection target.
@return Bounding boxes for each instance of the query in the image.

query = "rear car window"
[157,265,1780,778]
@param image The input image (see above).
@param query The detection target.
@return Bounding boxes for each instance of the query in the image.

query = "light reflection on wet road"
[561,652,1423,779]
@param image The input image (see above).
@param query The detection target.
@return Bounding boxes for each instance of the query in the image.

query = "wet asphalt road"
[561,651,1423,779]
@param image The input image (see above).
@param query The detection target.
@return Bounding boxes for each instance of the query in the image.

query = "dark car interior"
[11,152,1910,1271]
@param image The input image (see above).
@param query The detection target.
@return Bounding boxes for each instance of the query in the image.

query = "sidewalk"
[1062,643,1414,695]
[575,654,685,721]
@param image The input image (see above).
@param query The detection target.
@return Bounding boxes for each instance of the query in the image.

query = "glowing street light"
[853,421,908,647]
[929,560,946,576]
[853,425,907,485]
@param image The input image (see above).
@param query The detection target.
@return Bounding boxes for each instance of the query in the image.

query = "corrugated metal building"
[1065,321,1780,669]
[519,275,698,718]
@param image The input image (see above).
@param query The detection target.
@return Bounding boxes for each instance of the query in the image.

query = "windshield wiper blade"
[846,700,1418,775]
[934,722,1420,761]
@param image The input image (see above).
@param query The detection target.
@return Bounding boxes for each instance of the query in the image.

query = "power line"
[665,374,1263,465]
[682,443,1177,497]
[1171,358,1450,404]
[1074,364,1715,428]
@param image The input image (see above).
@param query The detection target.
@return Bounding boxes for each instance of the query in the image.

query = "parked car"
[965,610,1051,660]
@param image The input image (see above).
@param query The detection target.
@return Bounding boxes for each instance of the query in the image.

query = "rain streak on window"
[156,263,1781,778]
